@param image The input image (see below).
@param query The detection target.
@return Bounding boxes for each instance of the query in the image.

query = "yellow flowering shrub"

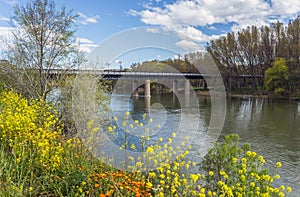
[199,134,293,197]
[108,112,206,196]
[0,90,64,169]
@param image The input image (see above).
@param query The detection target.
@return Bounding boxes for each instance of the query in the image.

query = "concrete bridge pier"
[185,94,190,107]
[201,79,207,90]
[132,80,139,97]
[173,79,179,95]
[185,80,190,95]
[145,80,151,98]
[145,97,151,113]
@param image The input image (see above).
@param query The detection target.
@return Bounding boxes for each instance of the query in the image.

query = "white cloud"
[176,40,201,50]
[74,37,97,53]
[0,26,96,54]
[146,27,161,34]
[271,0,300,16]
[208,26,217,30]
[0,16,10,22]
[131,0,300,51]
[176,26,209,42]
[2,0,18,6]
[209,33,227,41]
[0,26,14,52]
[78,12,100,25]
[0,26,13,37]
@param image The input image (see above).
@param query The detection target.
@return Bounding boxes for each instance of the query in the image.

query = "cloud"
[131,0,300,51]
[208,26,217,30]
[146,27,161,34]
[271,0,300,16]
[0,26,13,36]
[0,16,10,22]
[176,26,209,42]
[0,26,96,54]
[133,0,273,27]
[74,37,97,53]
[176,40,201,51]
[2,0,18,6]
[77,12,100,25]
[0,26,14,52]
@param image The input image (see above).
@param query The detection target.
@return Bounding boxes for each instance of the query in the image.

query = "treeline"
[130,57,199,73]
[207,17,300,97]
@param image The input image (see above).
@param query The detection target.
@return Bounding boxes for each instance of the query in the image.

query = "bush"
[199,134,292,197]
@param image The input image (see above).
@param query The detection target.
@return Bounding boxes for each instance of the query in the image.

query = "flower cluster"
[84,170,152,196]
[200,134,292,197]
[0,90,64,169]
[108,112,208,196]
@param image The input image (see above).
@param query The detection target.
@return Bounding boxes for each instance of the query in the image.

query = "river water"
[110,93,300,196]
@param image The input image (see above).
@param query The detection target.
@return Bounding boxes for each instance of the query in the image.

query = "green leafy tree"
[4,0,83,99]
[264,57,289,95]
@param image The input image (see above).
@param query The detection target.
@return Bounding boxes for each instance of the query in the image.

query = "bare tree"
[3,0,83,99]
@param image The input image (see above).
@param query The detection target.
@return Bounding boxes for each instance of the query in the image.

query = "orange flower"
[99,173,106,178]
[94,183,99,188]
[136,193,142,197]
[106,189,114,196]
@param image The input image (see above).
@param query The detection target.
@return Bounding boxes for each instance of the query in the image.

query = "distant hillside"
[131,57,200,73]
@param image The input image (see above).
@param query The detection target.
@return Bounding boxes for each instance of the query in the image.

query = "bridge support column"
[185,80,190,95]
[132,80,139,97]
[173,79,178,94]
[145,97,151,113]
[202,79,207,90]
[145,80,151,98]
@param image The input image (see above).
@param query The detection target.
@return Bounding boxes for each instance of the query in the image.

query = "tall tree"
[4,0,82,99]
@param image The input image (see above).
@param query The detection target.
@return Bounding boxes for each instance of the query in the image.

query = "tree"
[264,58,289,95]
[3,0,83,99]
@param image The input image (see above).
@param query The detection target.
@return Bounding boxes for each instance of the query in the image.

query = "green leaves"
[264,57,289,95]
[198,134,292,197]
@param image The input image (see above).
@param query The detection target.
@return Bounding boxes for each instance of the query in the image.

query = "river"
[110,93,300,196]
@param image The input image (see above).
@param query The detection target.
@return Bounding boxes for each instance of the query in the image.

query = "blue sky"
[1,0,300,68]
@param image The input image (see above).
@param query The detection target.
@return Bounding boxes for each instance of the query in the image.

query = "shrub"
[199,134,292,197]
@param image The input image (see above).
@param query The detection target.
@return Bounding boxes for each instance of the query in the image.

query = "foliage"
[0,90,293,196]
[131,54,202,74]
[207,17,300,96]
[2,0,84,99]
[265,58,289,95]
[199,134,292,197]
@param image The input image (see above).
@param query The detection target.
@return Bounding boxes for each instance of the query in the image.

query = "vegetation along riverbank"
[0,0,298,196]
[0,89,293,196]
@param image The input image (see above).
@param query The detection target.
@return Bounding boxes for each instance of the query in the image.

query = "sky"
[1,0,300,68]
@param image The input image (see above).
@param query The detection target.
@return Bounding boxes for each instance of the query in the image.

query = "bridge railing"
[47,69,262,79]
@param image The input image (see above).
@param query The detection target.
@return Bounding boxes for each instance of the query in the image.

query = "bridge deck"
[48,69,262,80]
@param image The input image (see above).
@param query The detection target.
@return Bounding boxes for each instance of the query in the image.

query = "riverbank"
[195,90,300,101]
[0,90,297,196]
